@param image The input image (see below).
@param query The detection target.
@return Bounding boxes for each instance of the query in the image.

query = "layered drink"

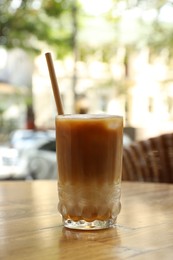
[55,114,123,229]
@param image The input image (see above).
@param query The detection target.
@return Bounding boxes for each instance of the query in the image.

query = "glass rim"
[55,114,123,120]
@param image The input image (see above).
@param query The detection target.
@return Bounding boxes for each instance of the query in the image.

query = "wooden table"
[0,181,173,260]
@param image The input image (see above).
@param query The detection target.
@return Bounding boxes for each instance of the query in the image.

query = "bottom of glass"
[63,218,117,230]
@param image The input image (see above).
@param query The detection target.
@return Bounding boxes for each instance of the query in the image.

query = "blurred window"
[99,95,107,111]
[167,96,173,113]
[148,97,154,113]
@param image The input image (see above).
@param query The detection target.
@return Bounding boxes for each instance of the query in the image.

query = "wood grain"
[0,181,173,260]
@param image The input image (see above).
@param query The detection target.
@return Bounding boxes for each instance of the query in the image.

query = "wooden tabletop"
[0,181,173,260]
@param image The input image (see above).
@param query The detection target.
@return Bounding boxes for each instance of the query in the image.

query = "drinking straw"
[45,52,64,115]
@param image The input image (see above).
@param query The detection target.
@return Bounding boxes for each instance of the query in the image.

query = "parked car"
[18,139,57,180]
[17,133,132,180]
[0,147,26,180]
[9,129,55,152]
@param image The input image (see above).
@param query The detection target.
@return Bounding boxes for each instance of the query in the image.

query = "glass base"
[63,218,117,230]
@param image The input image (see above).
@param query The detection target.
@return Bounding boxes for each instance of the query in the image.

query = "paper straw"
[45,52,64,115]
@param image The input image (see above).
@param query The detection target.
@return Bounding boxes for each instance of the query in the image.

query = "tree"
[104,0,173,85]
[0,0,74,56]
[0,0,82,125]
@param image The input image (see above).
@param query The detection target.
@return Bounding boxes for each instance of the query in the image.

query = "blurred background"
[1,0,173,180]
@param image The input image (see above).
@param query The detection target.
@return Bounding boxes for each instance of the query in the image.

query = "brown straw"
[45,52,64,115]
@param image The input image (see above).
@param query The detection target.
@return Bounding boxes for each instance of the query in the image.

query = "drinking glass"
[55,114,123,230]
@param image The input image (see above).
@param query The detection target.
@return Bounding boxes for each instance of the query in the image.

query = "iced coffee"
[55,114,123,230]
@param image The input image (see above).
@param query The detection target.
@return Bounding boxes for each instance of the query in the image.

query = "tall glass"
[55,114,123,230]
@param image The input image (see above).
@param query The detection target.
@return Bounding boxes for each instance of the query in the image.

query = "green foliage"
[1,0,173,99]
[0,0,77,57]
[42,0,74,16]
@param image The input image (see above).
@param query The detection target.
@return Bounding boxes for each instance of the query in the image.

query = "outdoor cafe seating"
[122,132,173,183]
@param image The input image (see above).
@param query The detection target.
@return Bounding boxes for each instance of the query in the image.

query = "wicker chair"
[122,133,173,183]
